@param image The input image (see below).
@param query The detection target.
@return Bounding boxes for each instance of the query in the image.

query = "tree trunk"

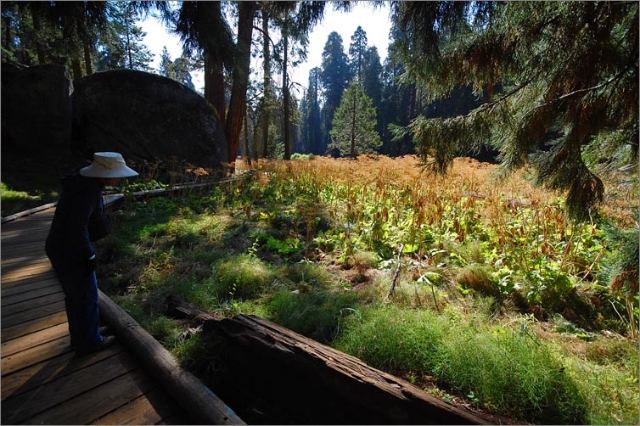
[225,1,257,166]
[71,56,83,80]
[30,4,46,65]
[83,42,93,75]
[199,1,227,126]
[252,107,260,162]
[243,107,251,166]
[350,87,357,157]
[200,314,499,425]
[261,9,270,159]
[204,51,226,125]
[282,18,291,160]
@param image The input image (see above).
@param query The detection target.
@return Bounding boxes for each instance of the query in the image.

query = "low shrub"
[212,254,275,300]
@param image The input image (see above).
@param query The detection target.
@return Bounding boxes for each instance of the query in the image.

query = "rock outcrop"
[71,69,227,171]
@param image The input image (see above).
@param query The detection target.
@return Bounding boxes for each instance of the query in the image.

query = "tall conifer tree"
[320,31,351,153]
[330,80,382,157]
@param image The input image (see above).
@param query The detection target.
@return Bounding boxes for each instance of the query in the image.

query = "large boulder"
[1,63,73,153]
[71,69,227,171]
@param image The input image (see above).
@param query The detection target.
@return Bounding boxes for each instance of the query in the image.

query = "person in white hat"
[45,152,138,356]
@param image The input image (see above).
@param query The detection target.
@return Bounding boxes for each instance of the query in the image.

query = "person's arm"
[67,186,100,263]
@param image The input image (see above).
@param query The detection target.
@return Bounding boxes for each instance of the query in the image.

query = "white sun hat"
[79,152,139,178]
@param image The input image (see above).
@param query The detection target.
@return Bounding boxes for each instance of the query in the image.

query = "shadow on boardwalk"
[1,208,193,424]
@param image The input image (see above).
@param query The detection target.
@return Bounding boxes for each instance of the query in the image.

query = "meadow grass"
[94,155,638,425]
[0,182,53,217]
[333,304,590,424]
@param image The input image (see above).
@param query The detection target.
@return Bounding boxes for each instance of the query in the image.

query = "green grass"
[268,288,360,344]
[211,254,275,300]
[0,181,55,217]
[334,304,591,423]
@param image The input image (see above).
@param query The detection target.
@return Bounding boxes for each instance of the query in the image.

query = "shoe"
[75,335,116,356]
[69,326,111,348]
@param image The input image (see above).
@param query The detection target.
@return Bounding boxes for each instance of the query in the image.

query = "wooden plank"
[0,251,49,261]
[0,239,46,250]
[0,260,53,280]
[2,310,67,340]
[1,350,138,424]
[1,216,54,229]
[1,250,48,262]
[2,344,124,400]
[0,204,56,225]
[1,322,69,357]
[1,284,62,307]
[1,218,53,229]
[0,300,65,328]
[1,219,51,231]
[1,258,51,274]
[21,366,155,425]
[1,291,65,317]
[0,232,50,244]
[1,336,73,376]
[0,271,57,288]
[1,250,48,264]
[0,224,50,236]
[1,263,54,283]
[1,277,58,297]
[157,413,193,425]
[2,236,48,247]
[91,387,187,426]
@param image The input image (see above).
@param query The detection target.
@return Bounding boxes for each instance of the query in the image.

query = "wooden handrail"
[99,290,244,425]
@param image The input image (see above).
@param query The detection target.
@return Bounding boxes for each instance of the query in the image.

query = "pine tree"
[159,46,176,79]
[96,2,153,72]
[394,1,638,220]
[348,26,368,81]
[306,67,323,155]
[378,25,417,156]
[330,81,382,157]
[320,32,351,152]
[1,1,108,76]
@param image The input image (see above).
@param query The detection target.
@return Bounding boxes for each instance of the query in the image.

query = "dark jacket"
[45,173,105,272]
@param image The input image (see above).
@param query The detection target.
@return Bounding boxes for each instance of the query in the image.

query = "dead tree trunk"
[199,313,494,425]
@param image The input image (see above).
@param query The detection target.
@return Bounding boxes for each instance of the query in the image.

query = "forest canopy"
[1,1,637,220]
[393,1,638,220]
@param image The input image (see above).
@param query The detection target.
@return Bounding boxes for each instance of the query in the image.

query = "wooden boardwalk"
[1,208,192,425]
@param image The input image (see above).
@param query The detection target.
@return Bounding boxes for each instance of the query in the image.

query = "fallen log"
[166,293,218,323]
[201,314,504,425]
[98,290,244,425]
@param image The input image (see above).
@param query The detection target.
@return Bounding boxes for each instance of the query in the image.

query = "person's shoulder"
[62,174,101,197]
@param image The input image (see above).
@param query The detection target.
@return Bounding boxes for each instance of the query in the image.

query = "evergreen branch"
[544,70,628,106]
[481,80,532,112]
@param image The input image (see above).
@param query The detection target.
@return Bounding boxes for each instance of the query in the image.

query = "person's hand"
[85,254,97,275]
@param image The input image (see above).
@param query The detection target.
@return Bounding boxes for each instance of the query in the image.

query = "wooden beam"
[98,290,244,425]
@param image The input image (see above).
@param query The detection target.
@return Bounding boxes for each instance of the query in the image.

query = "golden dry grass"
[239,155,635,227]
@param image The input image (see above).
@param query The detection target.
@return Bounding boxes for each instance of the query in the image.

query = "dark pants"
[49,260,102,348]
